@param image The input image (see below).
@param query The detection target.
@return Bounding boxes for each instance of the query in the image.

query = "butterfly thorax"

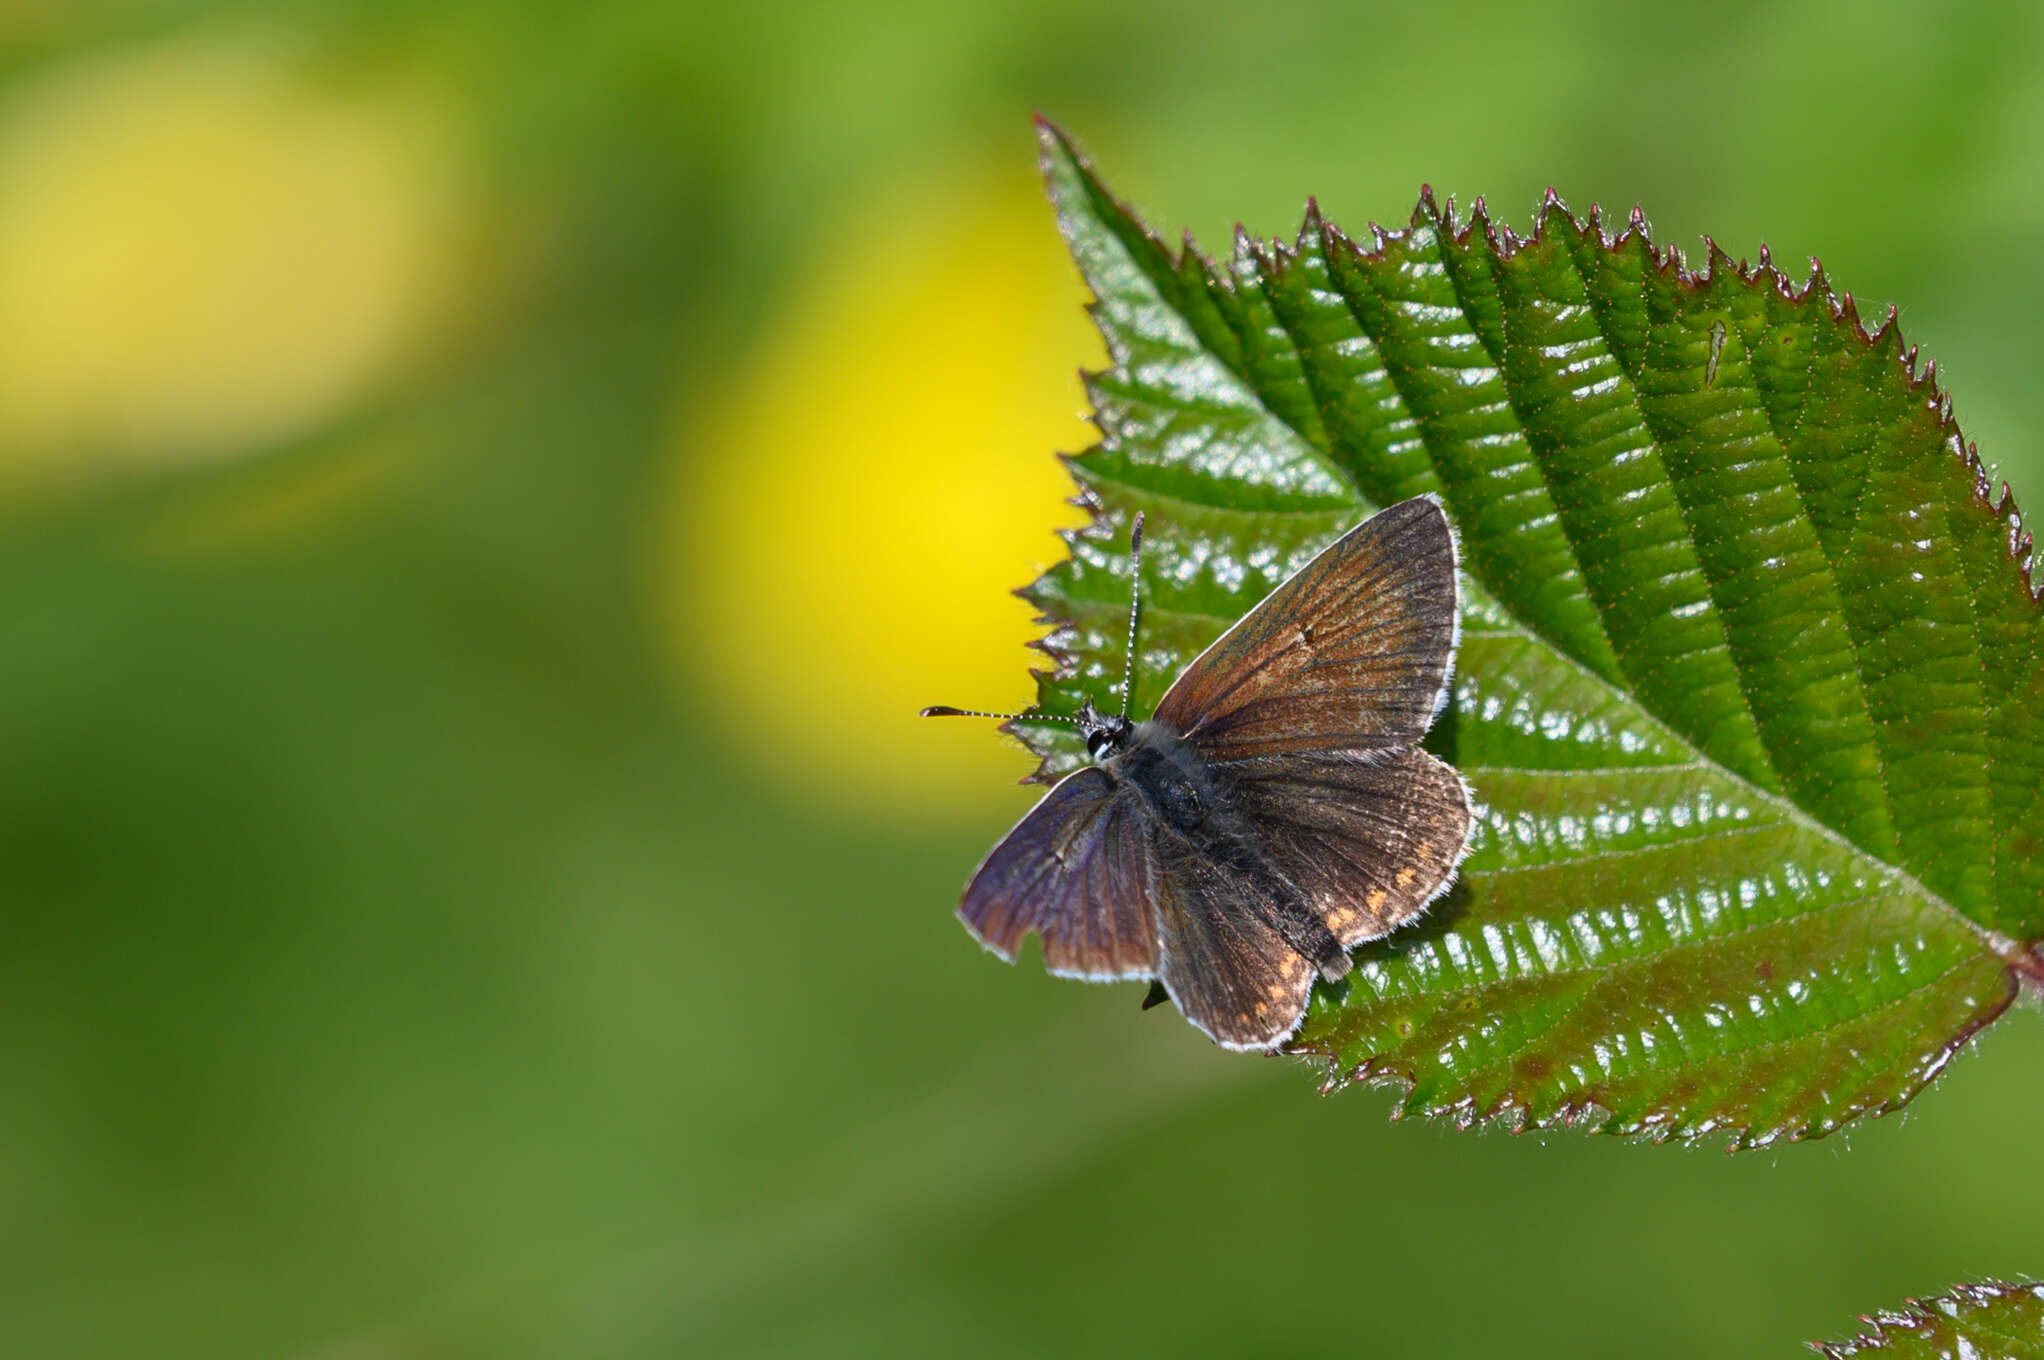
[1102,720,1225,841]
[1080,696,1238,848]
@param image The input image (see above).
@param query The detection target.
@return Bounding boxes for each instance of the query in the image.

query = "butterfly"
[923,496,1474,1051]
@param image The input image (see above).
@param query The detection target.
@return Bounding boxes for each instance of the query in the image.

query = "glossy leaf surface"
[1812,1280,2044,1358]
[1013,121,2044,1146]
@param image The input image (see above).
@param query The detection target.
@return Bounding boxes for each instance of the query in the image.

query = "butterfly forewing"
[955,766,1158,980]
[1155,496,1459,763]
[1214,746,1472,948]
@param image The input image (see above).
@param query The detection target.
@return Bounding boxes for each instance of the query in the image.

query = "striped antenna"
[1119,511,1145,718]
[922,512,1147,728]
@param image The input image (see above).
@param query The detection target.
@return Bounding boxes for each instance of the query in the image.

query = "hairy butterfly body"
[924,496,1473,1050]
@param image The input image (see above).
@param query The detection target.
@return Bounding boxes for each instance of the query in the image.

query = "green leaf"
[1812,1280,2044,1357]
[1015,119,2044,1146]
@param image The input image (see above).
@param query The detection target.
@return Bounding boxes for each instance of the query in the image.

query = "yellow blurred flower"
[0,34,474,489]
[670,162,1103,826]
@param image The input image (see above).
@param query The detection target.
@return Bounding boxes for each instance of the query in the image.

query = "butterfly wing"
[1214,745,1473,948]
[955,766,1157,981]
[1147,827,1320,1050]
[1153,496,1459,762]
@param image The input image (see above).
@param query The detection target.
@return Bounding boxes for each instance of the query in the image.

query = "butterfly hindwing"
[1214,745,1473,948]
[1146,824,1321,1051]
[955,766,1158,980]
[1154,496,1459,763]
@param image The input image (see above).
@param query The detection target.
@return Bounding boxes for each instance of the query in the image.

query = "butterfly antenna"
[1118,511,1145,718]
[919,706,1080,724]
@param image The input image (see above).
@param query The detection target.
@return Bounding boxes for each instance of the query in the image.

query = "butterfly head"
[1077,697,1133,763]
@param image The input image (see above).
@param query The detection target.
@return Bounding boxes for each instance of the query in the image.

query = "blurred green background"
[3,2,2042,1356]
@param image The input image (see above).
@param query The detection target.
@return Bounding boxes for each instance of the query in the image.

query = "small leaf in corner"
[1811,1280,2044,1358]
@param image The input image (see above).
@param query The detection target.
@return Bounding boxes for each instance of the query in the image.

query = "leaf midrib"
[1474,559,2009,967]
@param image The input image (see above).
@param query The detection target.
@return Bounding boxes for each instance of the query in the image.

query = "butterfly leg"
[1140,979,1170,1011]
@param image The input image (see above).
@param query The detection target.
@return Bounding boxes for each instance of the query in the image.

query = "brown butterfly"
[923,496,1473,1050]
